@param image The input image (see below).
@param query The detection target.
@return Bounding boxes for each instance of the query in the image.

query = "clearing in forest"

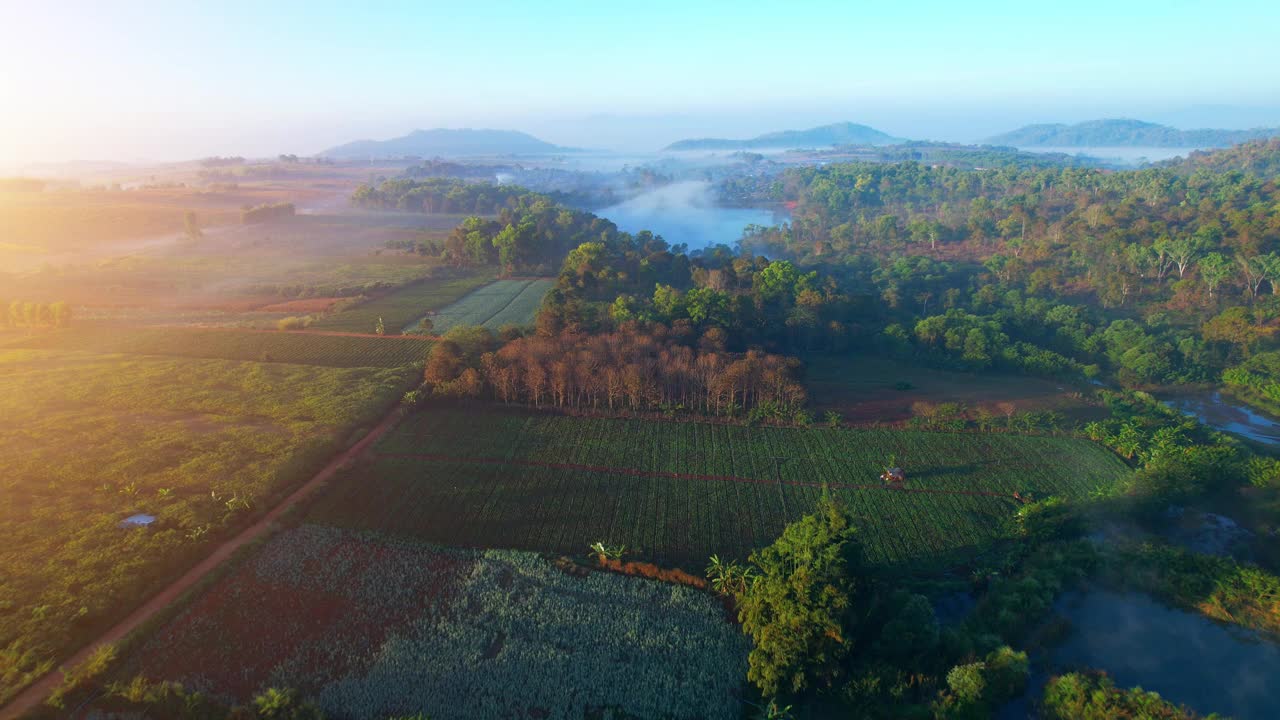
[307,407,1131,570]
[312,273,491,334]
[408,277,554,333]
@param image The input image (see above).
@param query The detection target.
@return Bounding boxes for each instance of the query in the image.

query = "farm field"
[0,349,414,705]
[313,273,493,334]
[10,326,432,368]
[112,525,747,720]
[308,408,1131,570]
[410,277,555,332]
[2,240,444,311]
[805,355,1106,425]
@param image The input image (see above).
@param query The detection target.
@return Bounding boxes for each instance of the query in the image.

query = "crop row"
[312,273,492,333]
[13,326,432,368]
[309,408,1131,569]
[124,525,747,720]
[426,278,554,333]
[381,408,1129,497]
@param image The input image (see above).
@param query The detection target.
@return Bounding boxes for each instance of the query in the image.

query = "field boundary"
[0,409,408,720]
[168,326,443,341]
[374,452,1022,500]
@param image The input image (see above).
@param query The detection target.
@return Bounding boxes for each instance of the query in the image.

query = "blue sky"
[1,0,1279,164]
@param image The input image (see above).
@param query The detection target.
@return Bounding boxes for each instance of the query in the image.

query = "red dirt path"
[374,452,1020,500]
[0,409,406,720]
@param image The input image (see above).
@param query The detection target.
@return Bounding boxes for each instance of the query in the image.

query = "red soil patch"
[595,558,709,590]
[130,536,472,699]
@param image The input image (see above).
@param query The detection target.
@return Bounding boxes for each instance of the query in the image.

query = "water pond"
[1002,589,1280,719]
[1163,390,1280,446]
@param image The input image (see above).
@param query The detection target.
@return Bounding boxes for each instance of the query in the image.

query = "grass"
[0,349,414,705]
[421,278,555,333]
[307,407,1131,571]
[313,273,493,334]
[10,326,431,368]
[113,525,747,720]
[804,355,1105,425]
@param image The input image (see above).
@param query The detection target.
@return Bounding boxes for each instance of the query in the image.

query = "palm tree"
[706,554,756,596]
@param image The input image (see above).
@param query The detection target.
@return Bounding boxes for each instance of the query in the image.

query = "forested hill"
[987,118,1280,148]
[321,128,568,159]
[1163,138,1280,179]
[664,122,904,151]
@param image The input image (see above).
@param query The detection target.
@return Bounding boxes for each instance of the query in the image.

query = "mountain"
[986,118,1280,148]
[321,128,568,159]
[664,122,904,151]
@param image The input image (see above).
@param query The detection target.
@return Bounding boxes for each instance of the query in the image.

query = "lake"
[1011,590,1280,719]
[597,181,784,250]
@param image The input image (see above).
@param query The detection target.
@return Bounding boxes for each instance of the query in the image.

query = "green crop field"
[423,278,555,333]
[0,349,414,705]
[308,408,1131,570]
[11,326,431,368]
[312,273,492,334]
[119,525,747,720]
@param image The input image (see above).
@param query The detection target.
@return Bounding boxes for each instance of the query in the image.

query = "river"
[1163,390,1280,445]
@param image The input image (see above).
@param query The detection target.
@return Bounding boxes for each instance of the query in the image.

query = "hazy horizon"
[3,0,1280,167]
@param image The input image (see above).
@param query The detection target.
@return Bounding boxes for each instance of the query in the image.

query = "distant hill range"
[321,128,569,159]
[664,122,904,151]
[986,118,1280,148]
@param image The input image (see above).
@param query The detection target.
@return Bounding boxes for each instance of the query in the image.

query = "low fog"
[597,180,780,250]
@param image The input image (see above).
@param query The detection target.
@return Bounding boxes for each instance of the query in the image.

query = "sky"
[1,0,1279,166]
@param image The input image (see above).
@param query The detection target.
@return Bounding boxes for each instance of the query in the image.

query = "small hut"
[881,467,906,484]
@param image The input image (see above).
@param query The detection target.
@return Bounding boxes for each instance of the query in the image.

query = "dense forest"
[715,155,1280,388]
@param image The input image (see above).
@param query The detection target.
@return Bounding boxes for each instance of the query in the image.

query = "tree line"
[416,324,807,421]
[241,202,295,224]
[2,300,71,329]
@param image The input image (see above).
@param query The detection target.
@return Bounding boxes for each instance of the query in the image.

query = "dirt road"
[0,409,403,720]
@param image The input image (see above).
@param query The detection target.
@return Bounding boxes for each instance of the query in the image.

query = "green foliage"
[588,540,626,561]
[872,592,939,663]
[46,642,117,708]
[0,350,410,704]
[1041,672,1209,719]
[424,278,554,333]
[944,662,986,703]
[253,687,324,719]
[964,541,1100,645]
[1105,542,1280,637]
[312,274,491,334]
[737,496,864,697]
[1012,496,1083,542]
[707,554,757,596]
[312,407,1130,570]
